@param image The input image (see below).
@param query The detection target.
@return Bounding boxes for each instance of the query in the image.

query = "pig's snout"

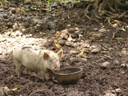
[54,66,60,70]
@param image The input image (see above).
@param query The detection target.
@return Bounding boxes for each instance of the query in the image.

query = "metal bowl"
[52,67,82,84]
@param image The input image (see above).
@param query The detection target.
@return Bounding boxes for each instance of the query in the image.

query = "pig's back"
[20,48,43,70]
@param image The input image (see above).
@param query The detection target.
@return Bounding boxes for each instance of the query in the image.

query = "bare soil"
[0,1,128,96]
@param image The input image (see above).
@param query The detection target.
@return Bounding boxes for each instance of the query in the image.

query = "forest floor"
[0,1,128,96]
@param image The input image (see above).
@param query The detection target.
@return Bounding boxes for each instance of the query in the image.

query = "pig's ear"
[57,49,63,58]
[43,52,49,60]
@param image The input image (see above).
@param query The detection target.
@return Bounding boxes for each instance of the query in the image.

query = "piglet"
[13,46,63,81]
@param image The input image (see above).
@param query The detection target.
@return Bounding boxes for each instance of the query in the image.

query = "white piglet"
[13,46,63,81]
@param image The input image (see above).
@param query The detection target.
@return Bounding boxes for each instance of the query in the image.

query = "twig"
[17,82,42,92]
[29,89,51,96]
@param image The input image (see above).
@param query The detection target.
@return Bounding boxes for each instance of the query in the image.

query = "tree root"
[84,0,128,24]
[84,3,99,22]
[29,89,52,96]
[17,82,43,92]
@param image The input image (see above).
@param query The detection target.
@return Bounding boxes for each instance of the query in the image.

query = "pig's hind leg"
[14,59,25,77]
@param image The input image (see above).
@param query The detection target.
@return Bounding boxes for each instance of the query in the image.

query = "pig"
[13,46,63,81]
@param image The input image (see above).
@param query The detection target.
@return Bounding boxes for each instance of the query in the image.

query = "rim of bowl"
[53,67,82,76]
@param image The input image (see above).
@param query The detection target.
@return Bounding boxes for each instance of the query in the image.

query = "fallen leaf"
[10,88,18,91]
[55,32,61,37]
[74,23,78,26]
[54,44,61,49]
[114,20,121,24]
[3,87,18,91]
[10,36,15,38]
[11,75,15,78]
[17,8,21,11]
[77,48,85,56]
[116,73,120,78]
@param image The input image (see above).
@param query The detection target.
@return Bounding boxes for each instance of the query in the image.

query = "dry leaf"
[74,23,78,26]
[17,8,21,11]
[3,87,18,91]
[54,44,61,49]
[11,75,15,78]
[114,20,121,24]
[116,73,120,78]
[10,36,15,38]
[55,32,61,37]
[77,48,85,56]
[9,88,18,91]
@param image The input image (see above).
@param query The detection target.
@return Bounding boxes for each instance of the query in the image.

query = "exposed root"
[84,0,128,24]
[29,89,52,96]
[84,3,99,22]
[17,82,42,92]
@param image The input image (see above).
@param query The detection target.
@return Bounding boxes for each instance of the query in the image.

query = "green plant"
[0,1,3,5]
[116,37,123,40]
[46,0,50,6]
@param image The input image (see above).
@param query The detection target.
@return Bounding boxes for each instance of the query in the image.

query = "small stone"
[121,48,127,56]
[3,6,8,10]
[71,33,78,38]
[13,23,19,30]
[0,38,6,42]
[11,32,16,37]
[120,70,126,74]
[58,40,65,45]
[46,81,54,87]
[15,30,22,36]
[113,59,120,65]
[93,28,98,31]
[91,48,101,53]
[98,28,106,32]
[90,32,103,40]
[68,28,76,33]
[67,36,73,41]
[65,41,74,47]
[3,15,8,19]
[81,58,88,63]
[70,57,81,63]
[61,29,68,33]
[60,32,68,40]
[51,2,59,8]
[101,61,110,68]
[11,9,16,14]
[7,22,13,28]
[70,50,78,54]
[121,64,127,67]
[24,22,30,28]
[47,21,56,29]
[81,43,90,48]
[112,23,118,27]
[24,0,31,4]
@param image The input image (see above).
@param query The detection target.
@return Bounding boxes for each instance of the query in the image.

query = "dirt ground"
[0,1,128,96]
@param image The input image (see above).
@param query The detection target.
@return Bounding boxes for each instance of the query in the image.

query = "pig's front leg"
[14,59,24,77]
[40,71,46,81]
